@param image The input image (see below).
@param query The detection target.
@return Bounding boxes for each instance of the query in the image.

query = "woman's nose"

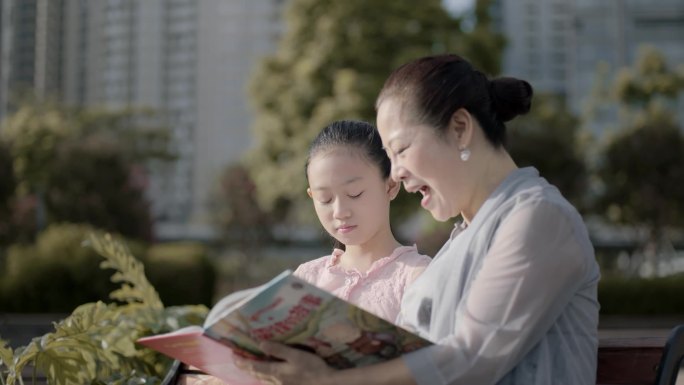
[391,163,408,182]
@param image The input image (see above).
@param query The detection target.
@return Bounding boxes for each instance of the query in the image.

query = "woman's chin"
[428,208,451,222]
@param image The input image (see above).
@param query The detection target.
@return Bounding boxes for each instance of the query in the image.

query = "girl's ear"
[306,187,313,199]
[448,108,474,148]
[387,178,400,200]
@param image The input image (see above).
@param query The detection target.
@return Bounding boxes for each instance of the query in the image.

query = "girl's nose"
[333,199,351,219]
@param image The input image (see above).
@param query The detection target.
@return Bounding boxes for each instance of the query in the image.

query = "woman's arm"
[243,341,417,385]
[403,200,595,384]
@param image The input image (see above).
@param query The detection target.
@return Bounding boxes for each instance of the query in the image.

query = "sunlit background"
[0,1,683,381]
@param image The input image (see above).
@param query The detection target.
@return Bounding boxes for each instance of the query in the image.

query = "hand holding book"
[137,270,432,383]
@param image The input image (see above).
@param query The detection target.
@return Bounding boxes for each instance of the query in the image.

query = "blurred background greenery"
[0,0,683,318]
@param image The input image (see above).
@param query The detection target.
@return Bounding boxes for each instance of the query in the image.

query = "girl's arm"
[243,341,417,385]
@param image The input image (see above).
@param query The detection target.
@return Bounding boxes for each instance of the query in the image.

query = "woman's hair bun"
[488,77,533,122]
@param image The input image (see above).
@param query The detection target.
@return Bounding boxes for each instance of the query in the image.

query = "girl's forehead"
[311,145,365,163]
[308,147,381,180]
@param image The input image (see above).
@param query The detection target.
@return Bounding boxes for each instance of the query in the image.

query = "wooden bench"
[162,325,684,385]
[597,335,666,385]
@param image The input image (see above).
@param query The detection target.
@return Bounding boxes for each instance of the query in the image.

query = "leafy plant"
[0,233,208,385]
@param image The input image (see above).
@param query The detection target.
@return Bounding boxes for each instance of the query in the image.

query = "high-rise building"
[569,0,684,121]
[496,0,573,96]
[0,0,65,118]
[0,1,6,116]
[493,0,684,133]
[0,0,286,239]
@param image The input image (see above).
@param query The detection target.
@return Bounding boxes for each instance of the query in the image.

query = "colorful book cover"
[137,270,432,382]
[136,327,259,385]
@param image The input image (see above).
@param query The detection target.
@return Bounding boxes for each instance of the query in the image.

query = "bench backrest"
[597,336,665,385]
[163,326,684,385]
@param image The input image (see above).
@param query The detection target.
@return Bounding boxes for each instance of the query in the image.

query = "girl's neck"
[337,230,402,273]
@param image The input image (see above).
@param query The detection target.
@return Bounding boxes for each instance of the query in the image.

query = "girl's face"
[376,99,463,222]
[307,147,396,248]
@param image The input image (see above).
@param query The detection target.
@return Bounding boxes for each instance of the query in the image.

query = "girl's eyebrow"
[311,176,363,191]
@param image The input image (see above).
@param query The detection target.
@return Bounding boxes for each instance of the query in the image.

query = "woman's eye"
[396,146,408,155]
[349,192,364,199]
[318,197,332,204]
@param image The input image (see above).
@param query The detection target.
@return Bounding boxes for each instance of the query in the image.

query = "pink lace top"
[293,245,431,323]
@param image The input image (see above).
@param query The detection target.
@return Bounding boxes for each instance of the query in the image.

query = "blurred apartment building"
[0,0,286,240]
[491,0,684,134]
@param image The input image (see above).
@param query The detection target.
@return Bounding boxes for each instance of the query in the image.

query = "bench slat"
[597,336,666,385]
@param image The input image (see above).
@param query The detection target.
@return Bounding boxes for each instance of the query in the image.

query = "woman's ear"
[387,178,401,200]
[448,108,474,148]
[306,187,313,199]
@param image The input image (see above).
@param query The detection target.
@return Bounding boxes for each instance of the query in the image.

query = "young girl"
[185,120,430,385]
[294,120,431,323]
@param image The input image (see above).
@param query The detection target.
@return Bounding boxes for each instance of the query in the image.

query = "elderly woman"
[245,54,600,385]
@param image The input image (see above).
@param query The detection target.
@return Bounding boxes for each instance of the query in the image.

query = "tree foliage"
[0,143,15,245]
[45,138,154,240]
[248,0,504,225]
[457,0,506,76]
[507,94,589,209]
[597,111,684,232]
[594,46,684,268]
[210,163,273,247]
[0,100,172,241]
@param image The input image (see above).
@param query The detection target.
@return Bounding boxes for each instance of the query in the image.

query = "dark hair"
[305,120,391,180]
[306,120,391,251]
[376,54,533,147]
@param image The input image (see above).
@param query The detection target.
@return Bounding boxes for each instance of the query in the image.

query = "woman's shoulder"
[496,168,583,225]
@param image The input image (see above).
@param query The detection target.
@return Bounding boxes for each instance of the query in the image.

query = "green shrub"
[0,223,140,312]
[0,224,218,312]
[598,273,684,315]
[145,242,216,307]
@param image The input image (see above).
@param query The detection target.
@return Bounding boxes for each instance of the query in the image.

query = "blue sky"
[443,0,475,15]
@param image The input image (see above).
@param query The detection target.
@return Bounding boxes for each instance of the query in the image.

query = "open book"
[137,270,433,384]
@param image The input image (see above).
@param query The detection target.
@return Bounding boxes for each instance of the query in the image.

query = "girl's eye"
[317,197,332,205]
[396,146,408,155]
[349,192,363,199]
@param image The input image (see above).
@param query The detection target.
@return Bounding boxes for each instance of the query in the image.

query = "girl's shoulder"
[293,250,340,280]
[393,245,432,267]
[383,245,431,287]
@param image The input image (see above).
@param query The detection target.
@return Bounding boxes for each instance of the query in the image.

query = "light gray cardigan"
[400,167,600,385]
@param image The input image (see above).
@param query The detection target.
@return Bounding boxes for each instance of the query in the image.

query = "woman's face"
[377,99,462,222]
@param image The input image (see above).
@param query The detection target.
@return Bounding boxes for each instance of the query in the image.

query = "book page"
[204,272,433,369]
[204,270,293,327]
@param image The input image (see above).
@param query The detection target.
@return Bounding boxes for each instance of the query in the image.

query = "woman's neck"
[462,149,517,224]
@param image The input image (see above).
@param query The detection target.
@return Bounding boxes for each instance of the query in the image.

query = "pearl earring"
[460,148,471,162]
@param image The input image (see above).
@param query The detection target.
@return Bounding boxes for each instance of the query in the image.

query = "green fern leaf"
[86,233,164,309]
[0,338,12,369]
[6,339,41,385]
[37,349,93,385]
